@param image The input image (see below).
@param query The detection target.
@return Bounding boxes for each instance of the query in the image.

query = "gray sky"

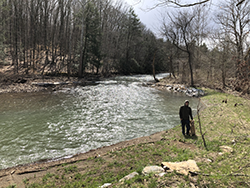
[124,0,220,37]
[124,0,164,35]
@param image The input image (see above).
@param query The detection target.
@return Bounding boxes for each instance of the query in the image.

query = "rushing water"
[0,73,198,169]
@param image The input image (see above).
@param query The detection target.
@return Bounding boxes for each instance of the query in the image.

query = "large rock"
[142,166,164,175]
[161,160,200,176]
[219,146,233,153]
[119,172,139,182]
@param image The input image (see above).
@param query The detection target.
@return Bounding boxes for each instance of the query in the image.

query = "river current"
[0,74,198,169]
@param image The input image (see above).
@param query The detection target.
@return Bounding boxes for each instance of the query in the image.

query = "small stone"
[142,166,164,175]
[206,159,212,163]
[10,170,15,175]
[155,172,166,177]
[190,182,196,188]
[220,146,233,153]
[119,172,139,182]
[189,175,198,183]
[99,183,112,188]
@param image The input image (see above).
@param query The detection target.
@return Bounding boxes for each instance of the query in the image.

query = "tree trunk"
[169,54,176,78]
[188,51,194,86]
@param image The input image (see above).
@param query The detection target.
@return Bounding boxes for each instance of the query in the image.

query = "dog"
[190,120,196,136]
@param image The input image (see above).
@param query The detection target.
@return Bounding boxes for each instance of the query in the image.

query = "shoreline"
[0,74,103,94]
[0,131,166,174]
[1,86,249,187]
[0,75,203,172]
[0,131,167,187]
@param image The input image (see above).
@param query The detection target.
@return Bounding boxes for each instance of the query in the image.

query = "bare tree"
[161,10,198,86]
[216,0,250,77]
[0,0,167,77]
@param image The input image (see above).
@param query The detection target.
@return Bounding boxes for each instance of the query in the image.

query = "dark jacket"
[179,105,193,120]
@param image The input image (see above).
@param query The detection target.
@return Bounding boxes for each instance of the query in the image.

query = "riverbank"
[1,88,250,188]
[0,73,104,93]
[154,76,250,100]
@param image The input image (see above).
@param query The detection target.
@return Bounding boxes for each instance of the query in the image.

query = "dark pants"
[181,120,190,135]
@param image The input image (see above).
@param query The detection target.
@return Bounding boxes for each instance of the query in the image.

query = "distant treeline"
[0,0,167,77]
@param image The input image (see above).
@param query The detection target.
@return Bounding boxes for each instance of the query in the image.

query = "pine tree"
[121,8,142,74]
[84,2,102,74]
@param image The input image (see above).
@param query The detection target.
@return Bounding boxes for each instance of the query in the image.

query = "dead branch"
[197,98,208,150]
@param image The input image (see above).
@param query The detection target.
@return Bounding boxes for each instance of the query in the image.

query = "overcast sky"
[124,0,164,36]
[124,0,220,37]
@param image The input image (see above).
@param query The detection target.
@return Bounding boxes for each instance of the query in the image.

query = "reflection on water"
[0,73,198,169]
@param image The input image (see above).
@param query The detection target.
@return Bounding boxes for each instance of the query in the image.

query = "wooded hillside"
[0,0,167,77]
[0,0,249,94]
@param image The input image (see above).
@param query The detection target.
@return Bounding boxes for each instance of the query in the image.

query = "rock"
[142,166,164,175]
[161,160,200,176]
[99,183,112,188]
[155,172,167,177]
[196,158,212,164]
[167,86,172,91]
[119,172,139,182]
[219,146,233,153]
[190,182,196,188]
[232,139,236,145]
[205,158,212,163]
[189,175,198,183]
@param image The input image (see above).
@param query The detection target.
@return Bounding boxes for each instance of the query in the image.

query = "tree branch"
[236,0,245,6]
[167,0,210,7]
[143,0,210,11]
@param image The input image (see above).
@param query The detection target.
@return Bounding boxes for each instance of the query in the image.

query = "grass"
[7,88,250,187]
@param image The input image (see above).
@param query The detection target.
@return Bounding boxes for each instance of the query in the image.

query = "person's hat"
[185,100,189,103]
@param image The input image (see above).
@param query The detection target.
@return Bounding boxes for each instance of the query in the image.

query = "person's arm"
[179,107,182,120]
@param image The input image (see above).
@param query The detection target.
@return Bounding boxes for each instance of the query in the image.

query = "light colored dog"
[190,120,196,136]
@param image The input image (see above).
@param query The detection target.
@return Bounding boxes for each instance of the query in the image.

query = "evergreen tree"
[85,2,102,74]
[120,8,142,74]
[0,0,8,63]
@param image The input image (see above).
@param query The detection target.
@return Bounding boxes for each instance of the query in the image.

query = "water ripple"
[0,74,198,169]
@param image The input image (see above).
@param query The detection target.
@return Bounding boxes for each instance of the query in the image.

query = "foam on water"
[0,74,198,169]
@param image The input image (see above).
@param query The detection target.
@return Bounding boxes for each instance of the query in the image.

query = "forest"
[0,0,249,93]
[0,0,167,78]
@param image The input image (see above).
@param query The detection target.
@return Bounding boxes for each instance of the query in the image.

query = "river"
[0,73,198,169]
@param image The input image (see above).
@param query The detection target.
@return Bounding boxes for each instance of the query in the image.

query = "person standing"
[179,100,193,136]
